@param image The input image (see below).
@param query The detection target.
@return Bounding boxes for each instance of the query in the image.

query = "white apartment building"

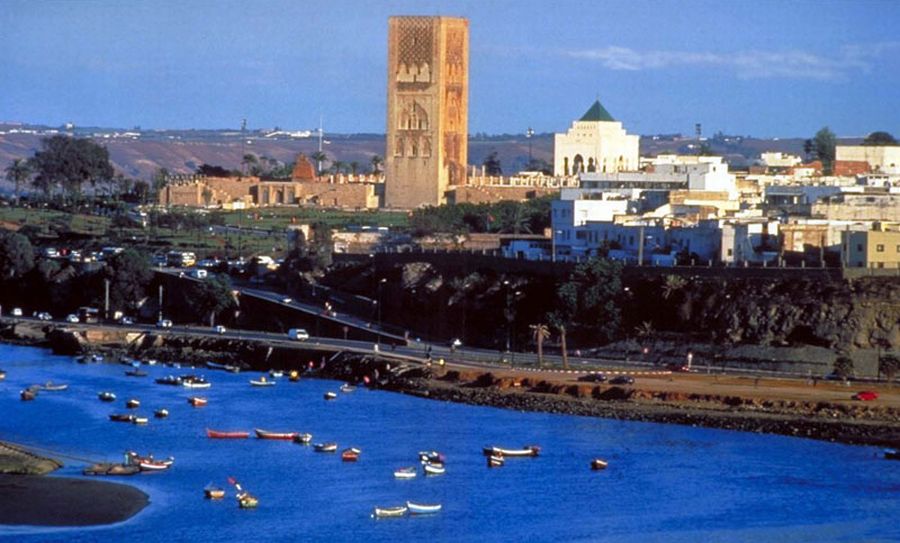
[553,100,639,176]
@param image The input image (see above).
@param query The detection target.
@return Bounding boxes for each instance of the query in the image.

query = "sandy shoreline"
[0,474,148,527]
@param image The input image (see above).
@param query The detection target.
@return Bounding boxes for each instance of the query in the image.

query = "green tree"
[28,135,114,203]
[547,313,569,369]
[370,155,383,174]
[0,231,35,281]
[863,131,898,146]
[350,161,360,175]
[4,158,31,204]
[311,151,328,175]
[483,151,502,176]
[554,258,624,344]
[810,127,837,174]
[242,153,259,176]
[187,274,237,326]
[833,355,854,379]
[879,354,900,384]
[105,250,153,313]
[331,160,346,175]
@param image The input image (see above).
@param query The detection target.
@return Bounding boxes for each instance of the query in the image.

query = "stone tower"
[385,16,468,208]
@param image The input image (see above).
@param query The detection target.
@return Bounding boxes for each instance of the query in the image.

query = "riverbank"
[0,474,149,526]
[0,441,148,527]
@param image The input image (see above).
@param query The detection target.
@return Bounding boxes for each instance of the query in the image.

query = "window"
[896,245,900,253]
[876,244,885,252]
[857,244,863,251]
[727,249,733,257]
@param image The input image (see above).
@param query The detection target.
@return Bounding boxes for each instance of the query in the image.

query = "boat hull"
[255,429,298,440]
[208,429,250,439]
[482,446,540,457]
[373,506,407,518]
[406,501,442,514]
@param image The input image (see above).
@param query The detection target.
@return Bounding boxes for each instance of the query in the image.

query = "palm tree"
[530,324,550,368]
[370,154,383,174]
[331,160,346,176]
[661,274,687,299]
[350,161,360,176]
[4,159,30,204]
[311,151,327,175]
[557,323,569,369]
[241,153,258,176]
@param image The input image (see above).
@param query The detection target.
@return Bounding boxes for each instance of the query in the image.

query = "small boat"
[255,428,298,440]
[225,365,241,374]
[237,491,259,509]
[126,398,140,409]
[268,369,283,378]
[418,451,445,464]
[208,428,250,439]
[341,447,361,461]
[139,459,172,471]
[314,442,338,453]
[40,382,68,391]
[423,462,445,476]
[340,383,356,393]
[406,501,442,515]
[482,445,540,457]
[885,449,900,461]
[288,370,300,382]
[145,359,158,366]
[372,506,407,518]
[188,397,208,407]
[393,467,417,479]
[324,391,337,400]
[0,370,6,380]
[154,408,169,419]
[487,455,504,468]
[132,416,149,425]
[293,433,313,445]
[109,413,136,422]
[205,361,227,371]
[125,369,148,377]
[155,375,182,386]
[20,388,38,401]
[204,484,226,500]
[591,458,609,470]
[250,377,276,387]
[182,375,211,389]
[98,391,117,402]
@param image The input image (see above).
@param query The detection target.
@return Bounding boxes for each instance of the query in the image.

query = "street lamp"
[503,280,512,353]
[376,278,387,346]
[526,127,535,167]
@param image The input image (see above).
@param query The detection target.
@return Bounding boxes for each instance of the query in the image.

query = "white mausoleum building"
[553,100,639,176]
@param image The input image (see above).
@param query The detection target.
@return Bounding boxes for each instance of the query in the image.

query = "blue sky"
[2,0,898,138]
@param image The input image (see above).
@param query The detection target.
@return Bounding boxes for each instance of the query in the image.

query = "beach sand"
[0,475,148,526]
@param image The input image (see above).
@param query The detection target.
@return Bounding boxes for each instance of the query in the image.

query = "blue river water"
[0,343,898,542]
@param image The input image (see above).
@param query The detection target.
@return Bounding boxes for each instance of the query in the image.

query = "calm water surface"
[0,344,897,542]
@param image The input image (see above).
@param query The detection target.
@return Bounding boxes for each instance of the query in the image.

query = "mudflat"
[0,475,148,526]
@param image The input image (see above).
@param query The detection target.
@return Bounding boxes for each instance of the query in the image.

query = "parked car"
[119,316,134,325]
[34,311,53,321]
[214,325,227,335]
[578,373,607,383]
[287,328,309,341]
[610,375,635,385]
[281,297,293,304]
[11,307,22,317]
[156,319,173,328]
[853,391,879,401]
[65,314,80,323]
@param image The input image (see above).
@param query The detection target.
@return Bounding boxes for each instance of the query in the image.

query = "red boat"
[206,428,250,439]
[341,447,361,462]
[255,428,299,440]
[188,397,208,407]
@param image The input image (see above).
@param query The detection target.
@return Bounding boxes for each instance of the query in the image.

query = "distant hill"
[0,125,860,193]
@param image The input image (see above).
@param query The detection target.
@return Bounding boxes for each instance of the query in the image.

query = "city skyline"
[2,0,899,138]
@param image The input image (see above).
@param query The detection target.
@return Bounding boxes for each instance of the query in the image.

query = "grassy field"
[215,207,409,230]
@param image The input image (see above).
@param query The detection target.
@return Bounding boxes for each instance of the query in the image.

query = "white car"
[156,319,173,328]
[214,325,227,334]
[119,316,134,325]
[65,314,80,323]
[11,307,23,317]
[35,311,53,321]
[281,297,293,304]
[287,328,309,341]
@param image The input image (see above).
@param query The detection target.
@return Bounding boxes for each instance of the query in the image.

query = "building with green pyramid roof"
[554,99,638,176]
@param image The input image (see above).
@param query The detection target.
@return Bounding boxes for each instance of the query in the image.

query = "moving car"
[214,325,227,335]
[610,375,635,385]
[281,297,293,304]
[65,314,80,323]
[11,307,22,316]
[157,319,173,328]
[578,373,607,383]
[287,328,309,341]
[34,311,53,321]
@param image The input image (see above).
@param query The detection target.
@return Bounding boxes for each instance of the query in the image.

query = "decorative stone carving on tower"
[385,16,468,208]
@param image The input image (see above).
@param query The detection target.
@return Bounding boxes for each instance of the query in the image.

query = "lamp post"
[526,127,534,167]
[376,278,387,346]
[503,280,512,354]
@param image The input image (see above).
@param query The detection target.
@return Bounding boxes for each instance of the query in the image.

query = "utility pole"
[316,116,324,175]
[104,279,110,320]
[637,225,645,266]
[158,285,164,323]
[526,127,534,167]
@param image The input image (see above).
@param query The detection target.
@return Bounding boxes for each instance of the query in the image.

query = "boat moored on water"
[591,458,609,470]
[293,433,313,445]
[885,449,900,460]
[418,451,445,464]
[255,428,298,440]
[288,370,300,382]
[406,501,442,515]
[208,428,250,439]
[125,451,174,471]
[340,383,356,393]
[154,408,169,418]
[314,442,338,453]
[393,466,417,479]
[228,477,258,508]
[250,377,276,387]
[126,398,140,409]
[487,455,504,468]
[373,506,407,518]
[341,447,361,461]
[125,369,148,377]
[324,391,337,400]
[204,484,226,500]
[482,445,540,457]
[39,382,68,391]
[132,416,149,425]
[181,375,211,389]
[188,397,208,407]
[0,370,6,380]
[98,391,117,402]
[20,388,38,401]
[268,369,283,378]
[109,413,136,422]
[155,375,182,386]
[423,462,445,476]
